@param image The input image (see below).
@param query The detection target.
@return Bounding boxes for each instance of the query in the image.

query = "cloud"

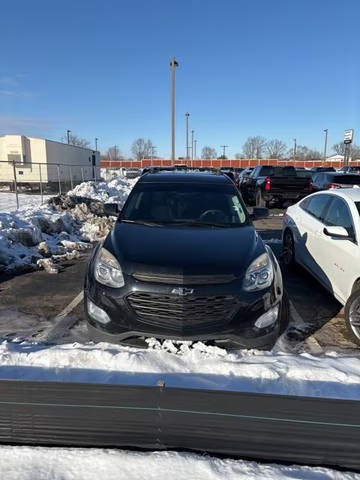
[0,76,18,86]
[0,115,68,136]
[0,89,32,98]
[0,90,16,96]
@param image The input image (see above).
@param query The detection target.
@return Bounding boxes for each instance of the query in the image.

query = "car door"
[320,196,360,303]
[298,194,333,287]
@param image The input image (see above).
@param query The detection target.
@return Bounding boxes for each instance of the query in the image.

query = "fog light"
[255,305,279,329]
[87,299,111,325]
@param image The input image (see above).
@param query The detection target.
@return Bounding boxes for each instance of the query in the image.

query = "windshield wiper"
[121,219,165,227]
[167,221,229,228]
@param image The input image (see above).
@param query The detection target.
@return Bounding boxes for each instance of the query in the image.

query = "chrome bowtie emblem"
[171,287,194,296]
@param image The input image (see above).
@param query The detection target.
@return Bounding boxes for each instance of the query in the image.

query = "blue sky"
[0,0,359,158]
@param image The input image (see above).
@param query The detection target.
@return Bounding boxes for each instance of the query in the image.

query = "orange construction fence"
[101,159,360,170]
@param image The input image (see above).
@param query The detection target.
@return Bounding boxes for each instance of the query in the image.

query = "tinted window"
[332,175,360,185]
[259,166,275,176]
[122,183,249,227]
[304,194,331,220]
[324,197,355,236]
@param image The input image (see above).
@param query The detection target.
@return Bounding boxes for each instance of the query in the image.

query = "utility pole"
[95,137,98,152]
[323,129,328,163]
[185,112,190,160]
[220,145,228,158]
[191,130,194,165]
[194,139,197,160]
[67,130,71,144]
[293,138,297,161]
[170,57,179,164]
[151,145,157,160]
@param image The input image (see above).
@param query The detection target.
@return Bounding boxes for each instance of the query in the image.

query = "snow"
[0,446,357,480]
[0,175,136,274]
[68,177,137,204]
[0,340,360,400]
[0,192,53,213]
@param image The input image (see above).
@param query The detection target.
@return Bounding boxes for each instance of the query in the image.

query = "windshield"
[121,182,250,227]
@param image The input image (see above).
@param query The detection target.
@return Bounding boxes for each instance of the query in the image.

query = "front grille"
[132,272,236,285]
[127,292,238,330]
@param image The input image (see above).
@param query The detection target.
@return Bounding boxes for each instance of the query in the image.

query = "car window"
[304,194,331,221]
[259,166,275,176]
[332,175,360,185]
[121,182,250,227]
[323,197,355,237]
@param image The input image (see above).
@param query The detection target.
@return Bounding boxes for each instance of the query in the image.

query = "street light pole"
[293,138,297,161]
[95,137,98,152]
[194,139,197,160]
[191,130,194,165]
[185,112,190,160]
[67,130,71,144]
[323,129,328,163]
[170,57,179,164]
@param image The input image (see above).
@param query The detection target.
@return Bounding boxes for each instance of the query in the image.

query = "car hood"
[105,222,264,276]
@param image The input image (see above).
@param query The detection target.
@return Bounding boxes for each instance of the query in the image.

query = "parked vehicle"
[338,166,360,174]
[124,167,141,179]
[282,189,360,346]
[310,166,336,173]
[85,170,288,349]
[312,172,360,192]
[241,165,312,207]
[296,169,312,178]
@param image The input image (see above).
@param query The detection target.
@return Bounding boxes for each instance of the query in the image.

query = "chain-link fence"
[0,160,100,210]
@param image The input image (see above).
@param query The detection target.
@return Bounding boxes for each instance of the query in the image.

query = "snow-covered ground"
[0,446,357,480]
[0,175,136,274]
[0,192,53,213]
[0,340,360,400]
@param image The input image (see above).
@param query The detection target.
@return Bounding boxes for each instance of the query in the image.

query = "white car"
[282,189,360,345]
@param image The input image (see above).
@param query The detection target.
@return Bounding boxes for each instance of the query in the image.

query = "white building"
[0,135,100,188]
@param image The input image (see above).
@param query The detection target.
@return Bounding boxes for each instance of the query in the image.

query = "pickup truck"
[240,165,313,207]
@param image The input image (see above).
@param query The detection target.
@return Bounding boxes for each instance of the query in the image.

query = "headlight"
[243,252,273,291]
[94,247,125,288]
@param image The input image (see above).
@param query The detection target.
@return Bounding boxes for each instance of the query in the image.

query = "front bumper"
[85,265,283,350]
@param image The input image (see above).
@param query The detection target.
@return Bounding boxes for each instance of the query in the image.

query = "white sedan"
[282,188,360,345]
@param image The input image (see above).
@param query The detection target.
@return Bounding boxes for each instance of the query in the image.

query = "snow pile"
[0,446,356,480]
[1,340,360,400]
[0,204,92,273]
[68,177,137,204]
[0,175,136,274]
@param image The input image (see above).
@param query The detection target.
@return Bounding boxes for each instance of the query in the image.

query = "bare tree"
[288,145,322,160]
[107,146,123,161]
[242,136,267,159]
[61,133,91,148]
[131,138,153,161]
[201,146,217,159]
[235,153,244,159]
[332,142,360,159]
[265,139,287,159]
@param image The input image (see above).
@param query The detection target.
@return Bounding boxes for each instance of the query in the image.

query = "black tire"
[345,289,360,346]
[279,290,290,334]
[282,229,295,268]
[256,189,265,207]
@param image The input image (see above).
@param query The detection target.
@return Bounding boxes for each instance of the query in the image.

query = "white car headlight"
[243,252,274,292]
[94,247,125,288]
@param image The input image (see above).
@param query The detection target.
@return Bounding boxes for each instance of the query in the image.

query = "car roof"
[311,188,360,202]
[139,170,233,184]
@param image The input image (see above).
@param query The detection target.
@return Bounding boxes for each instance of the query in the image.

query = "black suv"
[84,171,288,349]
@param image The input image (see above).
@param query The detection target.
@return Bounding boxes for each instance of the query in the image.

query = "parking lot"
[0,208,357,354]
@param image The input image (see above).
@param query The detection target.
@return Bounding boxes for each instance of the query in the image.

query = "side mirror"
[251,207,269,219]
[104,203,119,217]
[323,226,349,239]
